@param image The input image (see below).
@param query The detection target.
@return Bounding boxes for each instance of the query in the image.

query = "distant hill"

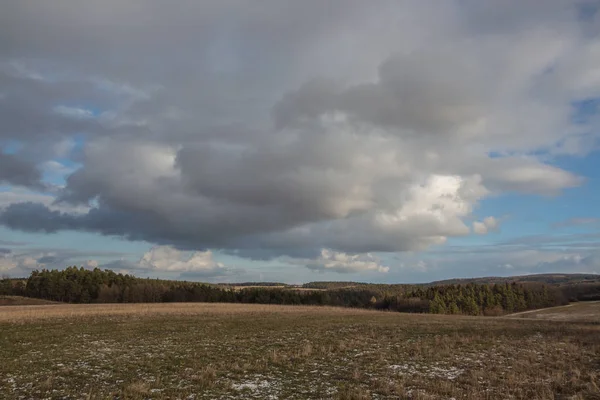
[300,274,600,290]
[429,273,600,286]
[217,282,290,287]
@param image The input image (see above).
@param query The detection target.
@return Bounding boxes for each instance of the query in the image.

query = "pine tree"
[463,295,480,316]
[429,294,447,314]
[448,301,460,315]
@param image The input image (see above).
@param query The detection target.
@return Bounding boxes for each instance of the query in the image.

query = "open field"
[1,303,600,399]
[0,303,377,323]
[508,301,600,323]
[223,285,327,292]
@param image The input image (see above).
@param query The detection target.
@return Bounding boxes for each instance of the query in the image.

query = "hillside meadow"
[2,302,600,399]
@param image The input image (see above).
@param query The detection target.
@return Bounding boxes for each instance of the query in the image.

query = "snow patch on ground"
[230,374,282,397]
[390,362,464,380]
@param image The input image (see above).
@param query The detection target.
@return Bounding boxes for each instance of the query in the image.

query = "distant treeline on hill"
[2,267,599,315]
[218,282,290,287]
[302,274,600,289]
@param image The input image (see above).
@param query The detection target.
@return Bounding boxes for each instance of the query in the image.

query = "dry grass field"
[227,285,326,292]
[1,302,599,400]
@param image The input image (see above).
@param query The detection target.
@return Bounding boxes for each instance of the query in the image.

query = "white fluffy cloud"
[306,249,389,274]
[473,217,500,235]
[0,251,53,273]
[0,247,137,277]
[0,244,238,279]
[84,259,99,269]
[139,246,232,276]
[0,250,16,273]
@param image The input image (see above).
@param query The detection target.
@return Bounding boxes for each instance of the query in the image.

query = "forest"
[2,267,598,315]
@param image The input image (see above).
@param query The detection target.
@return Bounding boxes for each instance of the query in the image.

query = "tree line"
[377,282,566,315]
[1,267,597,316]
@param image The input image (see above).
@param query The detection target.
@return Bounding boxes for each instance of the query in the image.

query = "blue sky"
[1,1,600,283]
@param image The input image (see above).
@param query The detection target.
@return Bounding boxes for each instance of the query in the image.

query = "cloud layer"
[306,249,389,274]
[139,246,234,277]
[1,1,599,271]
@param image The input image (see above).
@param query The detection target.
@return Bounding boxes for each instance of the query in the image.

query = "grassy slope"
[0,296,60,306]
[1,303,599,399]
[507,301,600,323]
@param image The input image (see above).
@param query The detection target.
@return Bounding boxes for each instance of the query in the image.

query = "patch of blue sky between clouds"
[0,226,151,260]
[572,98,600,124]
[42,161,79,187]
[0,140,23,154]
[42,134,87,186]
[578,1,599,22]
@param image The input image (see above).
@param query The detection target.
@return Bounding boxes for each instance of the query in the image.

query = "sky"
[1,0,600,284]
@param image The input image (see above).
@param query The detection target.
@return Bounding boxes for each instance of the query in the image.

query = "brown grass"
[123,381,150,396]
[228,285,326,292]
[230,285,288,291]
[1,302,599,399]
[507,301,600,322]
[0,302,380,323]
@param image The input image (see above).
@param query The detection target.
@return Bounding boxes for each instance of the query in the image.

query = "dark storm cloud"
[0,152,42,187]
